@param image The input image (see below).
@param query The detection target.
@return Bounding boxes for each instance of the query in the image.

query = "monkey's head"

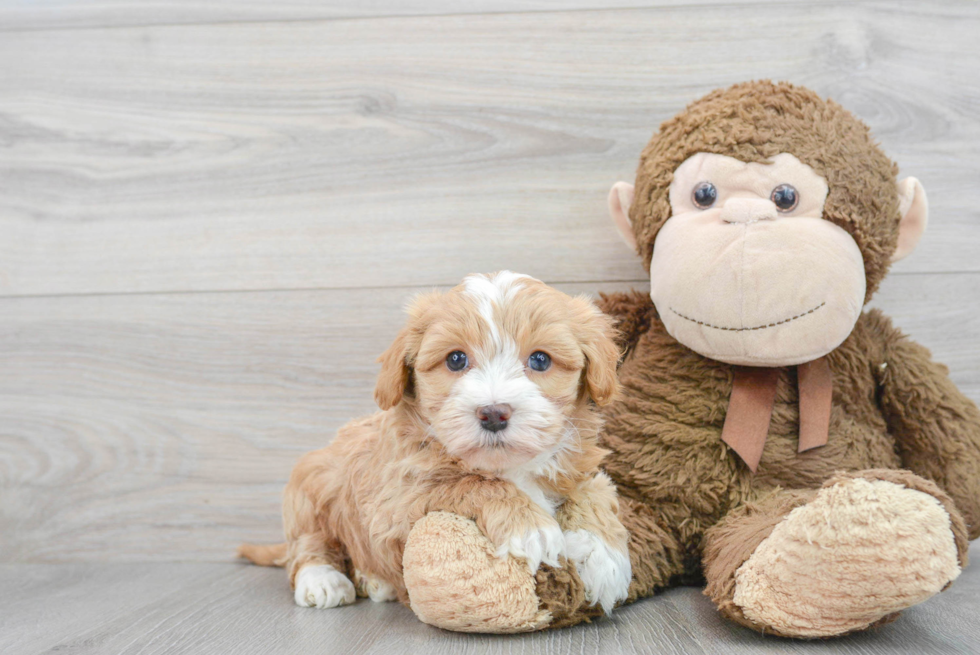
[609,81,928,366]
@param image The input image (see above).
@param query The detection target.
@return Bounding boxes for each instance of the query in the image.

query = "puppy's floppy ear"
[577,299,621,406]
[374,328,412,411]
[374,292,440,410]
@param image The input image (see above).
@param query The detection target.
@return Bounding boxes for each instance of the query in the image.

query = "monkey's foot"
[402,512,603,633]
[732,473,963,637]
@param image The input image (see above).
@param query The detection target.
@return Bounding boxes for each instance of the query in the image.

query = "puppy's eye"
[771,184,799,212]
[527,351,551,372]
[446,350,468,372]
[692,181,717,209]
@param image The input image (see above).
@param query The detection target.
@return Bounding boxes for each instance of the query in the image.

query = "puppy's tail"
[237,542,288,567]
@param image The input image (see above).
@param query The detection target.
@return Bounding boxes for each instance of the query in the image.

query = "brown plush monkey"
[401,81,980,638]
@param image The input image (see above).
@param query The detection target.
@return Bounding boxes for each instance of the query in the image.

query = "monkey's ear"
[608,182,636,252]
[891,177,928,262]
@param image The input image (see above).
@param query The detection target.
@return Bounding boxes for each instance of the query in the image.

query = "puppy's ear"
[374,328,412,411]
[578,300,621,406]
[374,292,440,410]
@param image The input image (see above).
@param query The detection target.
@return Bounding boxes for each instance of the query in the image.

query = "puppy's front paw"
[496,522,565,573]
[294,565,356,609]
[564,530,631,614]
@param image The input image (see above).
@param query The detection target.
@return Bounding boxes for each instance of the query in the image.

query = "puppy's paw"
[496,522,565,573]
[294,565,356,609]
[564,530,631,614]
[353,568,398,603]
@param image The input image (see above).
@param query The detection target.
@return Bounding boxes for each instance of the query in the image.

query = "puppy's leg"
[420,476,565,573]
[481,495,565,574]
[288,539,355,610]
[282,457,355,609]
[557,472,631,614]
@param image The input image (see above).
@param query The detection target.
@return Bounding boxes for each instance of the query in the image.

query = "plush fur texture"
[585,296,974,635]
[704,469,967,637]
[729,475,961,637]
[651,151,867,366]
[629,80,900,301]
[404,511,555,632]
[240,272,632,616]
[398,82,980,637]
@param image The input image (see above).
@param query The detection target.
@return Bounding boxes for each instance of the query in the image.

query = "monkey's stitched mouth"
[668,302,826,332]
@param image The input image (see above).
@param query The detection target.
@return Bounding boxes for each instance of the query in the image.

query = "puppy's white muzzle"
[434,348,562,471]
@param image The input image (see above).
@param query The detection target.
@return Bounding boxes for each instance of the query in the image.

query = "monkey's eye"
[446,350,468,372]
[771,184,799,212]
[692,181,717,209]
[527,351,551,372]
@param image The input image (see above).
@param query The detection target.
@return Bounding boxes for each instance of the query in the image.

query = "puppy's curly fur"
[240,272,632,614]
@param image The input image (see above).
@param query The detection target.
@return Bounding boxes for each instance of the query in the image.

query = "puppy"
[239,272,632,614]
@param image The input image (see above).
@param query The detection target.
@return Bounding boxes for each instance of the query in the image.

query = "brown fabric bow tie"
[720,357,832,473]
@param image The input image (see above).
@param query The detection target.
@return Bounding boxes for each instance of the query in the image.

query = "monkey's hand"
[596,290,655,363]
[872,309,980,540]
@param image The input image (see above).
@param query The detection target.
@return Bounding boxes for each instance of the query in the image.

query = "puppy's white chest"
[503,470,560,516]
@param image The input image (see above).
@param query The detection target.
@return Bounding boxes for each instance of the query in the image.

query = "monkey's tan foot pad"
[732,477,961,638]
[403,511,552,633]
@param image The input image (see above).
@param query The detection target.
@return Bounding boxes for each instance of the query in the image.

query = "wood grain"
[2,2,979,297]
[0,0,865,32]
[1,275,976,563]
[2,551,979,654]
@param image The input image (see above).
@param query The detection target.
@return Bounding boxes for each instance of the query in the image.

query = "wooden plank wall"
[1,0,978,563]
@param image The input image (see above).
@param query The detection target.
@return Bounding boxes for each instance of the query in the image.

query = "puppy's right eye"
[527,351,551,372]
[446,350,468,372]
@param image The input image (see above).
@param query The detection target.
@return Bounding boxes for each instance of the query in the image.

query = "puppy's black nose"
[477,404,512,432]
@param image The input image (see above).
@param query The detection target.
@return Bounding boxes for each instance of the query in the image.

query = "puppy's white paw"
[496,522,565,573]
[353,568,398,603]
[564,530,631,614]
[294,565,356,609]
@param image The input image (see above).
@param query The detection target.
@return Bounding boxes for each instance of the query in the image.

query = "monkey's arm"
[596,290,656,363]
[870,309,980,539]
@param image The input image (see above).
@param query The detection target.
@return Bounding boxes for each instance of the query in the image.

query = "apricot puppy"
[239,272,631,614]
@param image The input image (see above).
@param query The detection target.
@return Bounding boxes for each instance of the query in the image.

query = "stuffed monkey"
[401,81,980,638]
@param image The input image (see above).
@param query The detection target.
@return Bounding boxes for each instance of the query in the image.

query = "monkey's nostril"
[477,404,512,433]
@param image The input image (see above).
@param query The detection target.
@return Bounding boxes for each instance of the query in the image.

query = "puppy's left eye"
[446,350,468,372]
[527,351,551,372]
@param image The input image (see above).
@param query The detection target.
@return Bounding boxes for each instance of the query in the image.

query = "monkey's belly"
[603,314,901,556]
[752,404,901,490]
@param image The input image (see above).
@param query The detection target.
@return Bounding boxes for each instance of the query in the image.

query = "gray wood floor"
[4,545,980,655]
[1,0,979,653]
